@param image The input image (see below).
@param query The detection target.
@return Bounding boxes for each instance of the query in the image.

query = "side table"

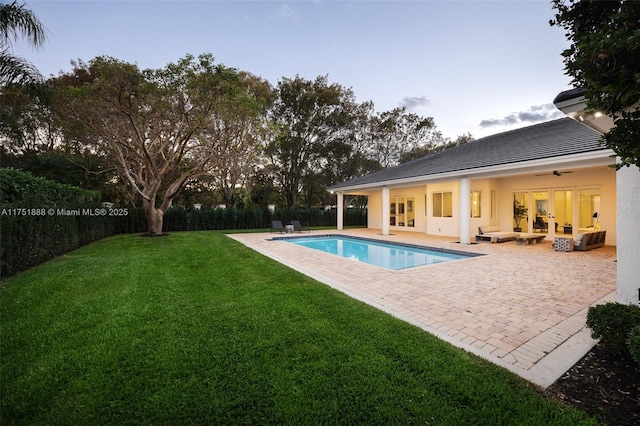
[553,236,574,252]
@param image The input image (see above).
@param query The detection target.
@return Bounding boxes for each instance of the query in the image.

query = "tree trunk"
[143,199,165,235]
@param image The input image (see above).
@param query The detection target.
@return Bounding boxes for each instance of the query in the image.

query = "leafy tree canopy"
[551,0,640,168]
[268,75,358,208]
[50,54,251,234]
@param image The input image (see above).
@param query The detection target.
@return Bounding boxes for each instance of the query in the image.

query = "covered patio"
[230,229,616,388]
[328,118,616,246]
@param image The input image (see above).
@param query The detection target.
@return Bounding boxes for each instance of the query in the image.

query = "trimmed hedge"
[161,207,272,232]
[1,169,368,278]
[1,168,114,278]
[109,206,367,233]
[158,206,366,232]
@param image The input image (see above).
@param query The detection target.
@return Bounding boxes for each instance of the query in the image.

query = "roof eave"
[328,150,614,193]
[553,89,615,135]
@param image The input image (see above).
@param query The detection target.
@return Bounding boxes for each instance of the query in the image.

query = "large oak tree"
[52,54,250,235]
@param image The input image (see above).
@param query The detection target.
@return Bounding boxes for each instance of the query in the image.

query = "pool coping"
[272,233,484,270]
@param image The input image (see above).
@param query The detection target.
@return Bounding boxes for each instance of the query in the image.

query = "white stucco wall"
[617,165,640,305]
[367,191,382,229]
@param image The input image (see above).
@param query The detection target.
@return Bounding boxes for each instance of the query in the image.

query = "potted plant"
[513,199,527,232]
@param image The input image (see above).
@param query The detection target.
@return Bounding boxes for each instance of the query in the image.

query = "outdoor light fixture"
[553,89,614,134]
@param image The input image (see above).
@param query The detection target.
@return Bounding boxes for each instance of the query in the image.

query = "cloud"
[277,3,300,19]
[399,96,431,111]
[479,104,565,128]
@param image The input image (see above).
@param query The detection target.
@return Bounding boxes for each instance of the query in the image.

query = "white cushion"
[480,225,501,234]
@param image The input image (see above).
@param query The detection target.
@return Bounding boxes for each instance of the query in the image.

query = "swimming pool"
[279,235,479,270]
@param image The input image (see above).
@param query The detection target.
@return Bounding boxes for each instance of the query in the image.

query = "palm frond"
[0,1,47,48]
[0,51,43,85]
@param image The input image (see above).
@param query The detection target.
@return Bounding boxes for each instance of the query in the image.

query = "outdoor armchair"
[291,220,310,233]
[271,220,285,233]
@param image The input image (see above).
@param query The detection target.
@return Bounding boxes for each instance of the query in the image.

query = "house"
[329,117,615,247]
[329,106,640,305]
[554,88,640,306]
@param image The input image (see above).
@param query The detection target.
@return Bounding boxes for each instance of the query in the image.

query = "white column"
[459,178,471,244]
[381,186,390,236]
[617,164,640,305]
[336,192,344,230]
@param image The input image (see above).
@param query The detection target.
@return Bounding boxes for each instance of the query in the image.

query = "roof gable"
[329,118,604,190]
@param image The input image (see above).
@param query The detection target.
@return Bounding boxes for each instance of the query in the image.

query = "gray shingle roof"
[329,118,604,190]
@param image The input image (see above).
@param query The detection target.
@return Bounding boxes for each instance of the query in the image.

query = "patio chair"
[291,220,310,233]
[271,220,285,233]
[475,225,518,243]
[533,216,548,232]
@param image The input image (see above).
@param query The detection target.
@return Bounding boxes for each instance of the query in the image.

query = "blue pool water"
[281,235,476,270]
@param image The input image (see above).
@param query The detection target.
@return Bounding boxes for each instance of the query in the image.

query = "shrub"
[0,168,114,278]
[628,325,640,365]
[586,302,640,357]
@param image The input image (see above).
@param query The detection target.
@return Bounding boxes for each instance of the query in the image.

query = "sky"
[11,0,575,140]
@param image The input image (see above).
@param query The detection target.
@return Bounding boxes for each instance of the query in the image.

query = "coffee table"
[515,234,546,245]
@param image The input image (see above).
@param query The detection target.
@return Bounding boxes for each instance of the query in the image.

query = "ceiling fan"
[535,170,574,177]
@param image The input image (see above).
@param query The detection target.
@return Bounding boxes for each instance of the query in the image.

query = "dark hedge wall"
[1,168,114,278]
[1,169,367,278]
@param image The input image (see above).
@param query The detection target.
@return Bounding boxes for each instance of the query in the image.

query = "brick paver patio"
[229,229,616,388]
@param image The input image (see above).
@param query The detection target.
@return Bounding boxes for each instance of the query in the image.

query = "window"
[433,193,442,217]
[406,198,414,227]
[470,191,481,218]
[513,192,528,230]
[433,191,452,217]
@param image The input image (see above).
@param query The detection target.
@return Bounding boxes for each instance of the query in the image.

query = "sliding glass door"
[532,191,551,234]
[514,188,600,236]
[554,190,574,234]
[578,189,601,232]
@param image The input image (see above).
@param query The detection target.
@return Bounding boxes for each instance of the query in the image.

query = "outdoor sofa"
[475,226,519,243]
[574,230,606,251]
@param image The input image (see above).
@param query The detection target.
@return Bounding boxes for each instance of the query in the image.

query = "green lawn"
[1,231,596,425]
